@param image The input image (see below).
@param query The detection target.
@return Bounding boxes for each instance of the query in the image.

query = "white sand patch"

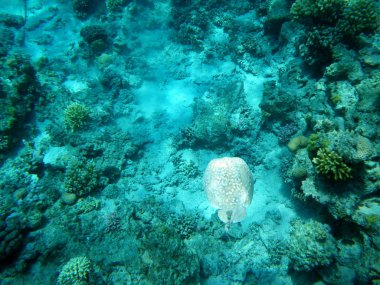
[134,79,195,127]
[43,146,73,169]
[244,74,265,110]
[63,79,89,94]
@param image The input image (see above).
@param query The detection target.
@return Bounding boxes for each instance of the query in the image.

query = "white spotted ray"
[203,157,253,230]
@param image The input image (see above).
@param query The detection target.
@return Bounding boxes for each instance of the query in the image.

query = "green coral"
[365,214,380,229]
[307,133,329,154]
[141,221,200,284]
[330,94,342,105]
[72,0,93,18]
[106,0,127,12]
[312,148,352,180]
[57,256,92,285]
[291,0,380,67]
[339,0,380,36]
[0,54,39,155]
[299,27,342,66]
[291,0,344,23]
[291,0,380,36]
[64,103,90,132]
[64,158,99,197]
[289,219,337,271]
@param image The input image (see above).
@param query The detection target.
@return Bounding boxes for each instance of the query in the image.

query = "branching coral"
[64,158,99,197]
[291,0,380,67]
[291,0,379,32]
[106,0,127,12]
[291,0,344,23]
[0,54,39,156]
[299,27,342,66]
[57,256,92,285]
[339,0,380,36]
[64,103,90,132]
[312,148,352,181]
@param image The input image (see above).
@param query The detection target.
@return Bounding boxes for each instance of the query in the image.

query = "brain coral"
[203,157,253,229]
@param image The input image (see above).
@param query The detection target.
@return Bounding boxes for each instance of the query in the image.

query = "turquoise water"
[0,0,379,284]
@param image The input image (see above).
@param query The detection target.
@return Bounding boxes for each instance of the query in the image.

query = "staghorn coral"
[57,256,92,285]
[312,148,352,181]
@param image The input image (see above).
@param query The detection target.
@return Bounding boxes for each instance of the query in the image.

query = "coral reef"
[260,80,297,121]
[141,223,200,284]
[290,0,345,23]
[299,27,341,67]
[0,26,16,57]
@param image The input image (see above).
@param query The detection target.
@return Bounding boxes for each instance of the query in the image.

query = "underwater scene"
[0,0,379,284]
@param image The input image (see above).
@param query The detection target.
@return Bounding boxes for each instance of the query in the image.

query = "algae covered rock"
[289,148,314,180]
[141,222,200,284]
[288,219,337,271]
[352,198,380,247]
[178,81,252,148]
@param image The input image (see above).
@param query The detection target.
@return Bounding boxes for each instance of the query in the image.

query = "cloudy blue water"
[0,0,379,284]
